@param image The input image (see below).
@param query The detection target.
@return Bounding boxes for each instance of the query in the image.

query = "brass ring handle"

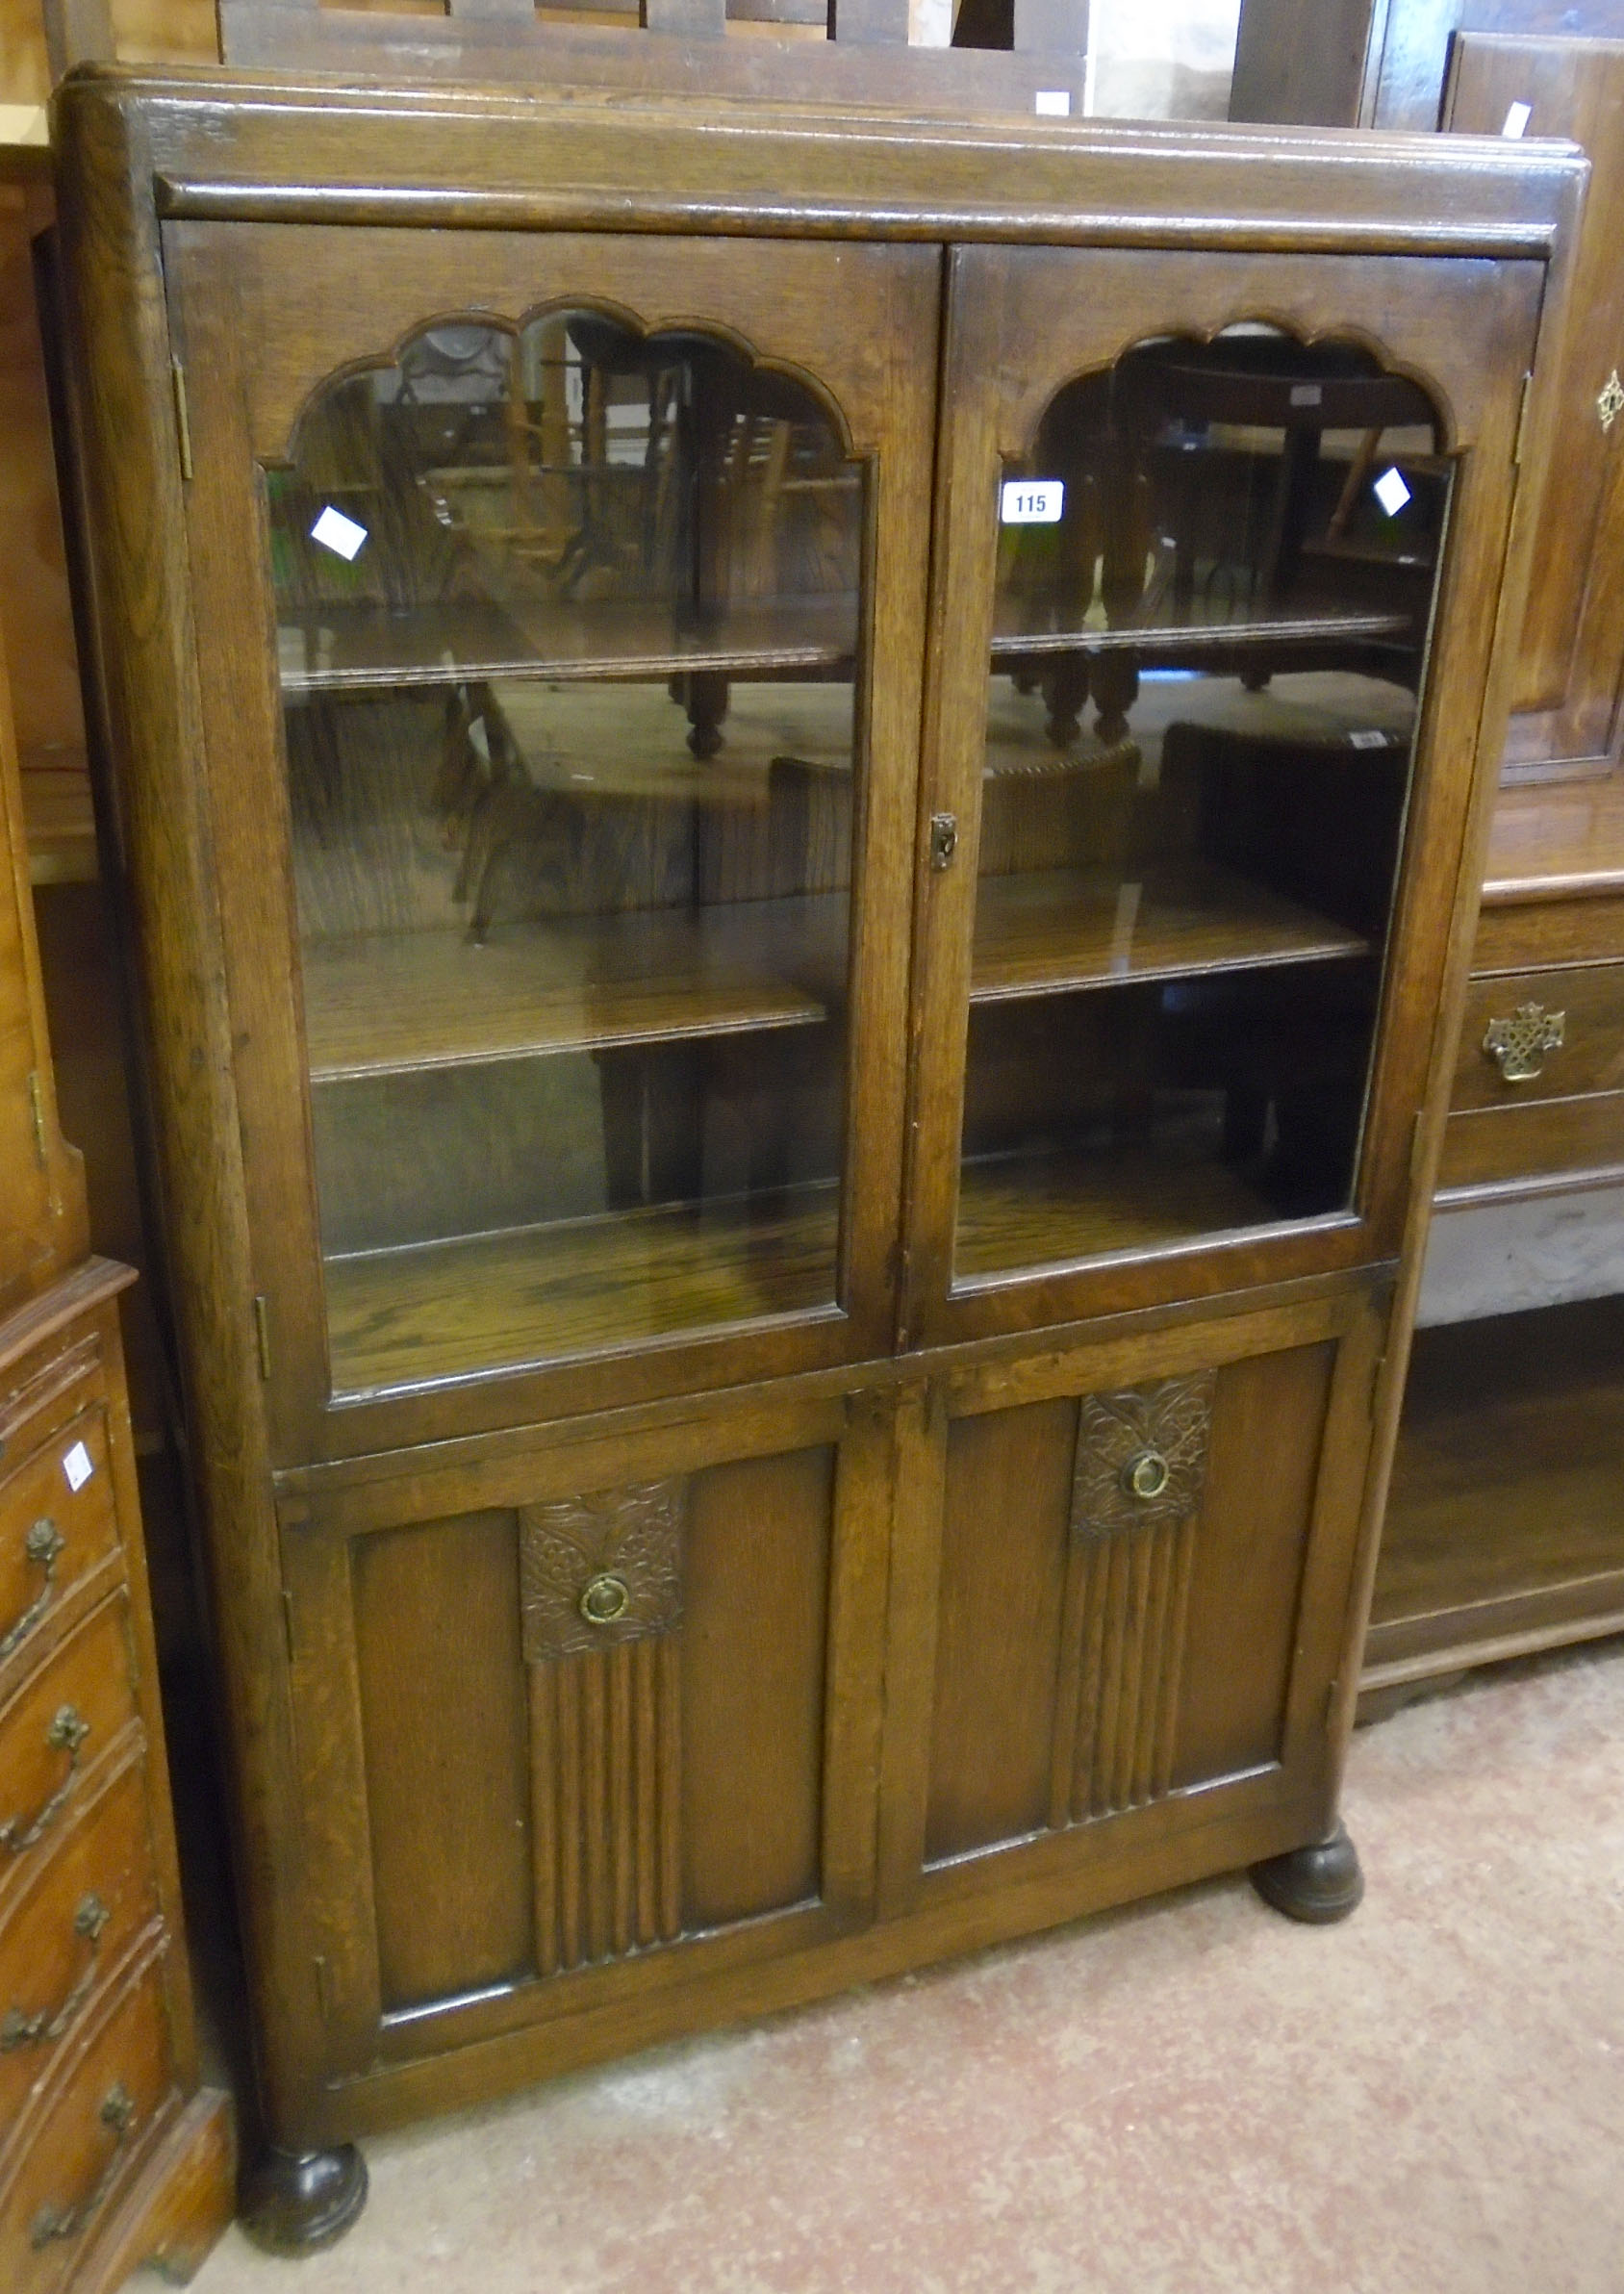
[30,2083,137,2251]
[0,1518,66,1665]
[1483,1002,1564,1083]
[1125,1450,1171,1502]
[0,1706,91,1855]
[578,1573,631,1627]
[2,1894,110,2052]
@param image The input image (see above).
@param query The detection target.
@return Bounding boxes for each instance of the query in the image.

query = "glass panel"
[266,311,862,1393]
[958,327,1449,1281]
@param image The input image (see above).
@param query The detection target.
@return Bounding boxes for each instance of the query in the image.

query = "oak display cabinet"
[51,68,1578,2252]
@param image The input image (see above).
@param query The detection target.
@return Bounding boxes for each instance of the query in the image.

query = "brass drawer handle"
[1599,370,1624,433]
[30,2082,137,2251]
[1483,1002,1564,1083]
[0,1519,66,1664]
[1125,1449,1171,1502]
[578,1573,631,1627]
[2,1894,110,2052]
[0,1706,91,1855]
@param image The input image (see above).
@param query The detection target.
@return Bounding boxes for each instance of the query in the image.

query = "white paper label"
[1001,479,1064,524]
[1348,729,1389,751]
[1373,467,1412,518]
[63,1440,93,1492]
[311,504,368,561]
[1502,101,1532,139]
[1034,89,1072,116]
[1289,383,1323,408]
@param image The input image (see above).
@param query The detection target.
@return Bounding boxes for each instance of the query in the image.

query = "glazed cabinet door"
[904,244,1541,1347]
[161,224,939,1462]
[272,1381,891,2110]
[875,1287,1385,1923]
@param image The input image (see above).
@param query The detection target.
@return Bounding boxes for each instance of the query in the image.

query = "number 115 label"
[1001,480,1065,524]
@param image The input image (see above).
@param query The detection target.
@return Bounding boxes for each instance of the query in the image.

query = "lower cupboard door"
[890,1311,1379,1910]
[278,1390,887,2069]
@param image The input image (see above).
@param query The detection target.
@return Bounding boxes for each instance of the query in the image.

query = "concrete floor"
[193,1639,1624,2294]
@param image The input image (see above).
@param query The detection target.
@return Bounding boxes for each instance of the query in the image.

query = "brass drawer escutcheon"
[29,2081,137,2250]
[2,1894,109,2052]
[0,1518,65,1663]
[1483,1001,1565,1083]
[1599,369,1624,433]
[0,1706,91,1855]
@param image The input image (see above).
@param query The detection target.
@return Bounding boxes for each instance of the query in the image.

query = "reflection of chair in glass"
[1006,335,1440,748]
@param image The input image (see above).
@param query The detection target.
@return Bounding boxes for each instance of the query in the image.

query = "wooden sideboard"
[1232,1,1624,1695]
[53,64,1576,2250]
[0,557,231,2283]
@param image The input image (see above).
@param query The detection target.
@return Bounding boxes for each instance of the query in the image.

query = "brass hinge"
[170,357,193,482]
[1513,371,1532,467]
[26,1071,46,1167]
[282,1587,296,1663]
[253,1293,271,1381]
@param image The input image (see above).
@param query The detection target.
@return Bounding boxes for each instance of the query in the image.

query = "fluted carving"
[1051,1374,1214,1825]
[521,1481,686,1972]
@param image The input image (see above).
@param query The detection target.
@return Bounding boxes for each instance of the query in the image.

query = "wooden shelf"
[1372,1298,1624,1635]
[991,595,1411,661]
[279,596,858,697]
[302,897,847,1081]
[324,1183,839,1393]
[954,1146,1279,1280]
[971,861,1366,1002]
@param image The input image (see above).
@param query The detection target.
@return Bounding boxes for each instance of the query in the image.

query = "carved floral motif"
[520,1479,686,1663]
[1071,1372,1215,1539]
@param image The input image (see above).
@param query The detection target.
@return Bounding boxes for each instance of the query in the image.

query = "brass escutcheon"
[1126,1450,1170,1502]
[1599,369,1624,433]
[578,1573,631,1627]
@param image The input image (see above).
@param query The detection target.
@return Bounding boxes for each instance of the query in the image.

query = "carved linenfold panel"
[522,1479,687,1973]
[1071,1373,1215,1539]
[520,1479,686,1662]
[1052,1374,1214,1825]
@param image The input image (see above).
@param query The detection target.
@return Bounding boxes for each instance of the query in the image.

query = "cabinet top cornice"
[53,64,1584,259]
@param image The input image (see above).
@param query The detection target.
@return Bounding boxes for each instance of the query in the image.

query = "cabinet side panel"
[1172,1342,1332,1789]
[925,1398,1075,1864]
[352,1511,532,2009]
[1448,37,1624,750]
[681,1445,834,1930]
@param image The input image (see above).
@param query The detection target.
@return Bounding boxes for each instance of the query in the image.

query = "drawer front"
[1473,895,1624,976]
[0,1405,120,1684]
[0,1947,176,2294]
[1454,965,1624,1113]
[1437,1090,1624,1198]
[0,1602,140,1909]
[0,1756,161,2143]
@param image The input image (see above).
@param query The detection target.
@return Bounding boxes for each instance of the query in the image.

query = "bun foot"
[1250,1822,1363,1924]
[240,2144,368,2256]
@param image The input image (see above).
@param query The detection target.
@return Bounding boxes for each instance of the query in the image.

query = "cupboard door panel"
[925,1399,1073,1865]
[352,1513,531,2012]
[1172,1341,1332,1788]
[920,1336,1337,1875]
[296,1392,874,2052]
[681,1447,834,1928]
